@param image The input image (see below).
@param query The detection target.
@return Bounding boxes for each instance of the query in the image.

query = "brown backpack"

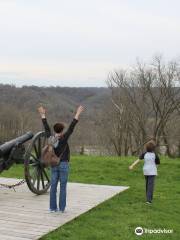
[41,144,67,167]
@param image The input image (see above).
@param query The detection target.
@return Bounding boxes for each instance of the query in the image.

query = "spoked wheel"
[24,131,51,195]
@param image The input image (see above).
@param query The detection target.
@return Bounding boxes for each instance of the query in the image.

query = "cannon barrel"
[0,132,34,157]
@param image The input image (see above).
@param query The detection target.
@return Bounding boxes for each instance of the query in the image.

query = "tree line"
[0,56,179,157]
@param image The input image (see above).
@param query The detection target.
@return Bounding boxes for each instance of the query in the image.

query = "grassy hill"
[2,155,180,240]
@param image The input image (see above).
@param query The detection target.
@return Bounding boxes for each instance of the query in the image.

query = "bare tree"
[106,56,180,157]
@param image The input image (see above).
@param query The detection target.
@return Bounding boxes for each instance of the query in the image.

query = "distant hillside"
[0,85,110,118]
[0,84,110,145]
[0,85,110,112]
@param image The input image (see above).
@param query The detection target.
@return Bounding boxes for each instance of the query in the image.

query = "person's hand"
[77,105,84,115]
[74,105,84,120]
[38,106,46,118]
[129,165,133,170]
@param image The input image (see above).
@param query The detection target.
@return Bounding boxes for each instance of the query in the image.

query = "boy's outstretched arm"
[38,106,52,138]
[129,159,140,170]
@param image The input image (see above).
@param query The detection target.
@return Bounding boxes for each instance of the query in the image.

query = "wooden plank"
[0,234,31,240]
[0,229,41,239]
[0,177,129,240]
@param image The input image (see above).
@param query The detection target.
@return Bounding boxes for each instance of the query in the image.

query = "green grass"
[1,156,180,240]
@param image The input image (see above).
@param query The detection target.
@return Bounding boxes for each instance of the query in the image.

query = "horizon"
[0,83,108,89]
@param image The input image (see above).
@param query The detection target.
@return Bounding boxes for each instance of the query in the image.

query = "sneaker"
[49,209,58,213]
[59,209,66,213]
[146,201,152,204]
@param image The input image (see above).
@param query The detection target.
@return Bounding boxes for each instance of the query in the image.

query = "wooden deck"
[0,177,129,240]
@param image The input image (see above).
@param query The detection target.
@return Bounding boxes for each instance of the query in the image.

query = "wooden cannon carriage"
[0,131,50,194]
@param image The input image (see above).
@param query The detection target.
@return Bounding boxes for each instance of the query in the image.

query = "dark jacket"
[42,118,78,162]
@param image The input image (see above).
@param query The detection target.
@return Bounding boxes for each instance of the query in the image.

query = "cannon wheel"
[24,131,51,194]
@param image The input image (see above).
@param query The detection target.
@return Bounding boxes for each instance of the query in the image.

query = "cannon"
[0,131,50,195]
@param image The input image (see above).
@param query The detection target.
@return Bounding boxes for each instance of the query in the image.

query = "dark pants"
[144,175,155,202]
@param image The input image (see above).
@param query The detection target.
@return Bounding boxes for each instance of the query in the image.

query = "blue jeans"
[50,161,69,211]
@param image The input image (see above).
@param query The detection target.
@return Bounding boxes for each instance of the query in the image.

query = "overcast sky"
[0,0,179,87]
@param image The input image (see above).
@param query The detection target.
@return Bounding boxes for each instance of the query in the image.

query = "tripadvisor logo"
[135,227,173,235]
[135,227,144,236]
